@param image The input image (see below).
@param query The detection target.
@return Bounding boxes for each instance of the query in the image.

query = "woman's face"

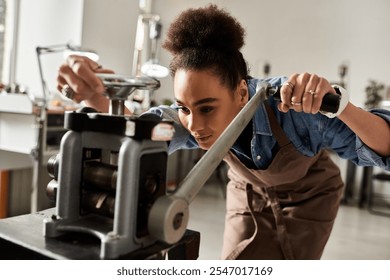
[174,69,248,150]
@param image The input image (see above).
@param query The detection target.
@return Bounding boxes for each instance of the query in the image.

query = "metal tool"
[96,73,160,115]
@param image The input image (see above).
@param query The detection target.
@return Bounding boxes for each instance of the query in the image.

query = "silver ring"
[283,81,295,90]
[306,90,316,95]
[291,100,302,106]
[61,84,74,100]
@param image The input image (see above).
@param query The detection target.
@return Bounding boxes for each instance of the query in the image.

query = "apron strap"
[264,102,290,147]
[267,186,296,260]
[261,102,296,259]
[225,183,263,260]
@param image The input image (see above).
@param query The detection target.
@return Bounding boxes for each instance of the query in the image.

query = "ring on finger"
[283,81,295,90]
[61,84,74,100]
[291,100,302,106]
[305,89,316,95]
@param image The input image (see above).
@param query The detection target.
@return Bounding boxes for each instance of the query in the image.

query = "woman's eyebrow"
[175,97,218,106]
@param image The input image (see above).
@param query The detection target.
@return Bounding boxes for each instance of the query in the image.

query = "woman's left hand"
[278,72,337,114]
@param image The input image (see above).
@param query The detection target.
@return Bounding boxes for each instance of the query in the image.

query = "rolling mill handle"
[147,81,341,244]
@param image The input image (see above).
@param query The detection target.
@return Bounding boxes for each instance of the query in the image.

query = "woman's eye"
[178,106,190,114]
[200,107,213,113]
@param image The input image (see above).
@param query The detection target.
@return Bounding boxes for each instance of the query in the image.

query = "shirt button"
[256,155,261,160]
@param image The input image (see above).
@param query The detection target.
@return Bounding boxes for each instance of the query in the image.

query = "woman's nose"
[186,113,204,133]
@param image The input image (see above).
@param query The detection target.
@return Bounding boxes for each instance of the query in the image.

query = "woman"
[57,5,390,259]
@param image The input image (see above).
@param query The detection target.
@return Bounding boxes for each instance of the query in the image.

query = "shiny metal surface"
[96,73,160,115]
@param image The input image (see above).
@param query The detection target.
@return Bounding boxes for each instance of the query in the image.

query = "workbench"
[0,208,200,260]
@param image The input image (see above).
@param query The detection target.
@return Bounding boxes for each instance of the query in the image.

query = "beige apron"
[221,102,344,260]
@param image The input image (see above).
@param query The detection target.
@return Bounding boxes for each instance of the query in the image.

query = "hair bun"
[163,4,245,55]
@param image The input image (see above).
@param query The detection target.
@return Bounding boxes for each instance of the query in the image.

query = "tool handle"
[270,87,341,113]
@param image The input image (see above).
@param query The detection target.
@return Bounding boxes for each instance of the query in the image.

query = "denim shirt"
[149,77,390,171]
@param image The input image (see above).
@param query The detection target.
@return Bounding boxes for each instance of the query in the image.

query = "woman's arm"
[338,103,390,157]
[279,72,390,158]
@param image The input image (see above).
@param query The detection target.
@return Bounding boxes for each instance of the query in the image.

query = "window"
[0,0,6,81]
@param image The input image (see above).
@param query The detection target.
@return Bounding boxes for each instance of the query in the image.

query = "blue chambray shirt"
[149,77,390,171]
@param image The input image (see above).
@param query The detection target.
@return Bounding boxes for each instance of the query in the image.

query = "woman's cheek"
[178,114,188,130]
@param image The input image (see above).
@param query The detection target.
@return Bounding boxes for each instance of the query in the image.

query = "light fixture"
[141,61,169,78]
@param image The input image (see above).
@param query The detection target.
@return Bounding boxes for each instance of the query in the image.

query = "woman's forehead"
[174,71,231,104]
[174,69,228,96]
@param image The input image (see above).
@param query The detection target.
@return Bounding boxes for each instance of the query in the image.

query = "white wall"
[81,0,139,75]
[13,0,84,99]
[152,0,390,107]
[8,0,390,105]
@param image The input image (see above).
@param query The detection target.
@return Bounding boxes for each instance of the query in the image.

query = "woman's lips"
[194,135,212,144]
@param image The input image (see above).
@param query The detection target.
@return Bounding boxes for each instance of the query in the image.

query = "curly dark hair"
[163,4,249,91]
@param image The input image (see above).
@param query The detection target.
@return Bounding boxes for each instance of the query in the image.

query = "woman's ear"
[237,79,249,107]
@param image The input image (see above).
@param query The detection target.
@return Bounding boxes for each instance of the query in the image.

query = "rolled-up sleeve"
[324,108,390,170]
[355,109,390,169]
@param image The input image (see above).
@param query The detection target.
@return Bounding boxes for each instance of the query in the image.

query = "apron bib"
[221,102,344,260]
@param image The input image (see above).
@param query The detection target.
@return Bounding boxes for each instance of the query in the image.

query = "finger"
[66,54,99,69]
[290,100,303,112]
[58,65,97,103]
[66,55,105,93]
[57,75,76,101]
[302,74,319,113]
[58,63,89,92]
[290,72,311,112]
[311,77,335,113]
[67,54,104,73]
[278,102,290,113]
[95,68,115,74]
[56,75,67,93]
[280,73,299,108]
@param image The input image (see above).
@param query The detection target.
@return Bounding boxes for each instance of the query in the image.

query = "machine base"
[0,208,200,260]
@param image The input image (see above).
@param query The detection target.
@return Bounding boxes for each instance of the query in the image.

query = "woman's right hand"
[57,55,114,112]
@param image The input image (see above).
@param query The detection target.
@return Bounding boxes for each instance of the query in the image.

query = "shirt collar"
[248,78,273,137]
